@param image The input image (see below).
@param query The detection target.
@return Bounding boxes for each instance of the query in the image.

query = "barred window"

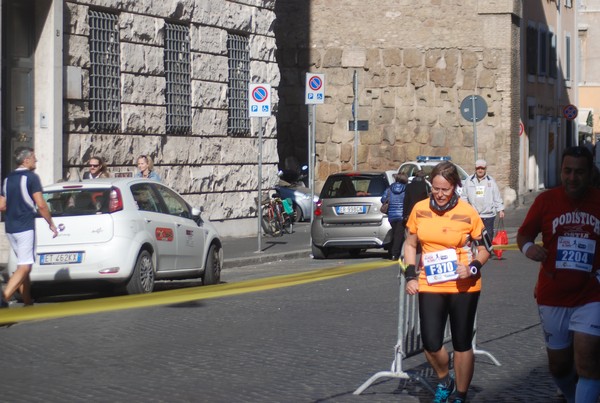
[88,10,121,133]
[164,22,191,135]
[227,33,250,136]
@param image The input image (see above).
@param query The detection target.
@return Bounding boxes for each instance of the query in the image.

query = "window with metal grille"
[227,33,250,136]
[88,10,121,132]
[164,22,191,135]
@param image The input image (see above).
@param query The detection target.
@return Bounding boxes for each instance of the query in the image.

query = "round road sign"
[562,104,578,121]
[308,76,323,91]
[460,95,488,122]
[251,86,269,103]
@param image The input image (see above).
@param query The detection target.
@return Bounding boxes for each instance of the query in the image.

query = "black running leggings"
[418,291,480,352]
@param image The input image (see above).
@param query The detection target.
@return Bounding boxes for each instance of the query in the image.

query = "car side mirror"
[191,207,204,226]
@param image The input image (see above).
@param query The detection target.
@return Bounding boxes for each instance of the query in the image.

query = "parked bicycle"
[261,193,294,236]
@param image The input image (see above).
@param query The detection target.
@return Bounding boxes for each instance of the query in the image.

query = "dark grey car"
[311,172,392,259]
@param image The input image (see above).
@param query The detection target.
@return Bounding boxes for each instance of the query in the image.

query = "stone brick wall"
[276,0,521,199]
[63,0,279,237]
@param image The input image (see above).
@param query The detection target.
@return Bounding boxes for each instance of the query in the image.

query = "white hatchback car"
[8,178,223,295]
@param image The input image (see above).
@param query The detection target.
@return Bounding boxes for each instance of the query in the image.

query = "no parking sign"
[248,84,271,117]
[305,74,325,104]
[562,104,578,121]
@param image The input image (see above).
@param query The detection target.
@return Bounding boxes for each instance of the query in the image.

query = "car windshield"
[321,175,387,198]
[43,189,112,216]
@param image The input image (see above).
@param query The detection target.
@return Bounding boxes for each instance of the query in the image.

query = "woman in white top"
[135,155,161,181]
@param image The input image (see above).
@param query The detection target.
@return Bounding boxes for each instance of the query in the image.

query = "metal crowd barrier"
[353,268,500,396]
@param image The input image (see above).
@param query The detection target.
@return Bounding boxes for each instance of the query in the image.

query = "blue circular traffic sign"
[308,76,323,91]
[460,95,488,122]
[252,86,268,102]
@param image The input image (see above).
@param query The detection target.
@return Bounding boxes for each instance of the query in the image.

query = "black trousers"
[418,291,480,352]
[390,220,406,258]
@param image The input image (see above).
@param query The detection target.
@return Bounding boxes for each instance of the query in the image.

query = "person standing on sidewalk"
[0,147,58,307]
[135,155,161,182]
[404,161,491,403]
[380,172,407,260]
[517,146,600,403]
[461,159,504,240]
[83,156,110,179]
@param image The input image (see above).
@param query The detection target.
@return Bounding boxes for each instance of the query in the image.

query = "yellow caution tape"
[0,260,394,326]
[493,241,542,251]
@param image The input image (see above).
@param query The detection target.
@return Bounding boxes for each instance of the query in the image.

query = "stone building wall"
[63,0,279,237]
[277,0,521,198]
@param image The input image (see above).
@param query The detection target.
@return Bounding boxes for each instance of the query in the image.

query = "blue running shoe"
[433,378,455,403]
[452,398,465,403]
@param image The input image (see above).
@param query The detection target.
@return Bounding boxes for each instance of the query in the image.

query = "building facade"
[275,0,578,204]
[0,0,279,241]
[578,0,600,144]
[521,0,577,192]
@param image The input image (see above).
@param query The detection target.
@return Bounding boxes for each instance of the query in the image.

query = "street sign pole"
[471,95,479,162]
[248,83,272,254]
[353,70,358,171]
[310,104,316,226]
[460,95,488,164]
[257,117,263,253]
[305,73,325,250]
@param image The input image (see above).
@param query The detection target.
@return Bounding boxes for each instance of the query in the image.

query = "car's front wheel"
[125,250,155,294]
[311,244,329,259]
[202,244,222,285]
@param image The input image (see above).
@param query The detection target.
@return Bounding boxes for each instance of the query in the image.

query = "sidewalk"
[222,192,539,269]
[222,221,312,269]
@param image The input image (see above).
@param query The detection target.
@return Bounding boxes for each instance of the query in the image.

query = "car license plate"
[336,205,365,215]
[39,252,83,265]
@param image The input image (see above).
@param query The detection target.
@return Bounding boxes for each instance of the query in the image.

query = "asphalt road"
[0,249,569,403]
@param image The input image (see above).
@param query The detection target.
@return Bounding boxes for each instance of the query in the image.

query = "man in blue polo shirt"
[1,147,57,307]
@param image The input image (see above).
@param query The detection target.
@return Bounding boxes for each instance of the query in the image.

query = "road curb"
[223,249,312,269]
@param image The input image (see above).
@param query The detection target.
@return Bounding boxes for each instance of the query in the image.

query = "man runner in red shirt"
[518,146,600,403]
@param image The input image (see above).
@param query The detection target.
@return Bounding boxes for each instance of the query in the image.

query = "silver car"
[311,172,391,259]
[7,178,223,295]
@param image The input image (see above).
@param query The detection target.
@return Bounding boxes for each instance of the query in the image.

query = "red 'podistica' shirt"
[518,186,600,307]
